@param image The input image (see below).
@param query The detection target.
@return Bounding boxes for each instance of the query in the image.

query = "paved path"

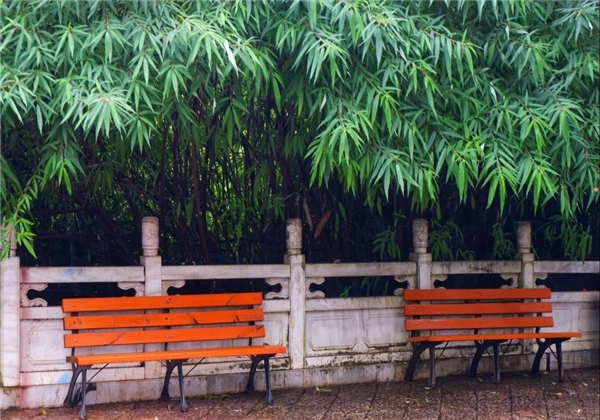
[2,368,598,420]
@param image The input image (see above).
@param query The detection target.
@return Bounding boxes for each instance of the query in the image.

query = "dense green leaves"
[0,0,598,261]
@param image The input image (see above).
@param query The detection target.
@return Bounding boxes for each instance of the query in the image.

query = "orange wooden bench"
[62,292,286,420]
[403,288,581,387]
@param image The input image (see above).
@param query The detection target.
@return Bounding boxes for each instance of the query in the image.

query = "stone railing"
[1,218,598,409]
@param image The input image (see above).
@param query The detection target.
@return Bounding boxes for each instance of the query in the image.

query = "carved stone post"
[515,221,535,355]
[141,217,163,378]
[515,222,534,289]
[286,218,305,370]
[141,217,161,296]
[410,219,432,290]
[1,225,20,386]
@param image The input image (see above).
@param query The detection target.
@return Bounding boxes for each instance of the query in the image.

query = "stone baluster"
[286,218,305,370]
[410,219,432,290]
[515,222,535,289]
[515,221,536,355]
[141,217,161,295]
[140,217,163,379]
[1,224,21,387]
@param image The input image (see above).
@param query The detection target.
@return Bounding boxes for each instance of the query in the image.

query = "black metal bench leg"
[64,365,84,407]
[428,345,436,388]
[532,339,569,381]
[264,356,274,405]
[531,340,553,376]
[492,341,501,384]
[160,361,177,401]
[556,341,563,382]
[246,356,261,394]
[469,341,492,378]
[405,342,431,381]
[79,367,88,420]
[176,362,188,412]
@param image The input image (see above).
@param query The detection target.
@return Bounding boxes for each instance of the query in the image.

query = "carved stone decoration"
[393,275,414,295]
[265,277,289,300]
[430,274,449,289]
[499,273,518,288]
[412,219,429,254]
[118,282,145,296]
[20,283,49,307]
[516,222,532,254]
[533,272,548,288]
[161,280,186,295]
[141,217,159,257]
[286,218,303,256]
[306,277,325,299]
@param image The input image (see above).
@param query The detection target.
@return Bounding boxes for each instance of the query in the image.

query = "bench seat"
[67,344,287,366]
[408,331,581,343]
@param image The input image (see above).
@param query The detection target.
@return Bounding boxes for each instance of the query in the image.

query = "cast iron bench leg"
[79,367,88,420]
[428,345,436,388]
[246,356,261,394]
[177,361,188,412]
[405,342,431,381]
[264,356,274,405]
[64,365,84,407]
[470,341,493,378]
[160,361,177,402]
[556,341,563,381]
[532,339,567,382]
[246,355,275,404]
[492,341,501,384]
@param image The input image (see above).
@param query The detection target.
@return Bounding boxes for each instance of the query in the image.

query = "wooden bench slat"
[64,308,264,330]
[408,331,582,342]
[66,345,288,366]
[64,325,266,348]
[404,302,553,316]
[405,316,554,331]
[62,292,263,312]
[403,288,551,301]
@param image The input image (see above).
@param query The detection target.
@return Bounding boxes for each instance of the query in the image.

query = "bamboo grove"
[1,0,598,268]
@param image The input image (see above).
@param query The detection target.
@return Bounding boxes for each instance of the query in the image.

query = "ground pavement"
[2,367,598,420]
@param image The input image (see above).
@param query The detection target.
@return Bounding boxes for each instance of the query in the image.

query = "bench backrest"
[62,292,266,349]
[403,288,554,333]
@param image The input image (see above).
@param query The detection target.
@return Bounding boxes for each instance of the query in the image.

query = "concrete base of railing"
[2,350,597,410]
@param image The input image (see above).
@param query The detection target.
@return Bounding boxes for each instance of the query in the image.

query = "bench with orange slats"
[62,292,287,420]
[403,288,581,388]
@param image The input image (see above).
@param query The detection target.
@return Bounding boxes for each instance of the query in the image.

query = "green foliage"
[491,222,516,260]
[372,212,404,260]
[0,0,598,261]
[429,220,476,261]
[541,215,594,261]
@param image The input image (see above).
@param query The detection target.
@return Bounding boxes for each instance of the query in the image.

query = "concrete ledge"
[2,349,597,410]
